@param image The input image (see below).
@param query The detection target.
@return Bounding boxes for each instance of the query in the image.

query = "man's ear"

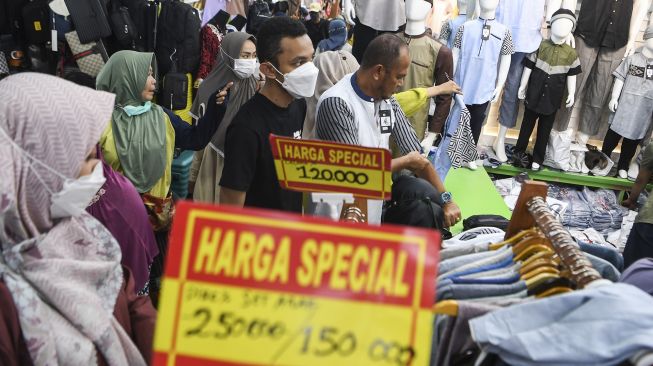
[372,65,385,81]
[259,62,278,80]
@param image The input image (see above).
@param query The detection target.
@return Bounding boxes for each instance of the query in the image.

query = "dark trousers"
[515,108,556,164]
[602,129,641,171]
[624,222,653,269]
[466,102,490,145]
[352,18,391,63]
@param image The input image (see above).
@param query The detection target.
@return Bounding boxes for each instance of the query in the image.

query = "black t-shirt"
[220,93,306,213]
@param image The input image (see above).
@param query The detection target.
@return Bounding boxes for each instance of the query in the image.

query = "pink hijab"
[0,73,146,365]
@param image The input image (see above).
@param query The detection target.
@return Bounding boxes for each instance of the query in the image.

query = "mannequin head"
[406,0,432,22]
[550,9,576,44]
[551,19,574,42]
[478,0,499,13]
[646,38,653,52]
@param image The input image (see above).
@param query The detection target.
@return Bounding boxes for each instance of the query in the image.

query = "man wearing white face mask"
[220,17,317,212]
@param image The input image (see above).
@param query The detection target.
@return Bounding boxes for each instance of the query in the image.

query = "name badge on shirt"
[293,130,302,139]
[647,65,653,80]
[482,25,491,41]
[379,109,393,134]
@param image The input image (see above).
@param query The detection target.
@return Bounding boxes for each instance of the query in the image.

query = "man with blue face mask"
[220,16,318,212]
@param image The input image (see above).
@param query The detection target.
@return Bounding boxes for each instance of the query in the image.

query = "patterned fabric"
[197,24,223,81]
[0,73,147,366]
[447,101,478,168]
[0,52,8,76]
[65,31,108,77]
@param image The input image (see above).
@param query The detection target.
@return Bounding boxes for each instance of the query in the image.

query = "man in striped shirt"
[315,33,462,227]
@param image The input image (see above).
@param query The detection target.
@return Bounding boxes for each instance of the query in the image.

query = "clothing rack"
[505,180,610,289]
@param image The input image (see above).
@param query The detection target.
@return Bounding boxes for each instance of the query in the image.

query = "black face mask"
[310,12,319,21]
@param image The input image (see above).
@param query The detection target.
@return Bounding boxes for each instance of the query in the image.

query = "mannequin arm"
[517,68,532,100]
[342,0,356,26]
[565,75,576,108]
[491,54,511,103]
[625,0,652,58]
[609,79,625,112]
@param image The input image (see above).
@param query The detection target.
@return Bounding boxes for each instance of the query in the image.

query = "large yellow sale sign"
[153,201,440,366]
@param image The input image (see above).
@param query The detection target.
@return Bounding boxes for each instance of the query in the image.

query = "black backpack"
[109,0,140,50]
[246,0,271,36]
[21,0,50,44]
[155,0,200,76]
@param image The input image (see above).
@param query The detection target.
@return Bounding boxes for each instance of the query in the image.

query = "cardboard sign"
[153,201,440,366]
[269,135,393,200]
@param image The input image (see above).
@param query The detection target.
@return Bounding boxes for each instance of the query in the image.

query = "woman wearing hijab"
[96,51,228,230]
[0,73,156,366]
[315,19,352,56]
[190,32,259,203]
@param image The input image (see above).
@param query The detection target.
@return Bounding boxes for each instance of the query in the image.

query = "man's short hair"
[360,33,408,70]
[257,17,307,65]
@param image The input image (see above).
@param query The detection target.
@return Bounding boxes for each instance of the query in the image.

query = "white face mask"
[270,62,320,99]
[0,126,106,219]
[222,47,259,79]
[50,161,106,219]
[233,58,259,79]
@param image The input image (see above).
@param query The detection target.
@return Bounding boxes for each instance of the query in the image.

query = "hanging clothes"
[197,23,223,82]
[201,0,227,26]
[397,32,453,139]
[432,94,477,181]
[440,14,466,49]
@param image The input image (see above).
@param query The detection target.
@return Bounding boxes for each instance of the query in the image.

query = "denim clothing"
[579,242,624,271]
[438,245,508,275]
[440,242,490,261]
[438,246,513,280]
[450,273,521,285]
[498,52,528,128]
[470,284,653,366]
[437,280,527,301]
[585,253,620,282]
[458,263,521,279]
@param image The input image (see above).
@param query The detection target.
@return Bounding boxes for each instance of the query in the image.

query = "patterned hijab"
[0,73,147,366]
[96,51,167,193]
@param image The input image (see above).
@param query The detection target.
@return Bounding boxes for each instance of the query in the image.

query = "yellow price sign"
[269,134,393,200]
[153,202,440,366]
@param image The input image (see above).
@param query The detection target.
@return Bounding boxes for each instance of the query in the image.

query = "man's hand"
[443,201,462,228]
[622,197,638,210]
[403,151,431,172]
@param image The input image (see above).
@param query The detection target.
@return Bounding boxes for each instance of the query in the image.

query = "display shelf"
[485,164,651,191]
[445,167,512,235]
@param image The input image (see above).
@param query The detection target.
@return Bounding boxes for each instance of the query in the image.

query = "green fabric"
[445,167,512,234]
[636,144,653,225]
[96,50,167,193]
[395,88,428,117]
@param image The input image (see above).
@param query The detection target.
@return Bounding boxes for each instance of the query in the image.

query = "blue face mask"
[122,101,152,116]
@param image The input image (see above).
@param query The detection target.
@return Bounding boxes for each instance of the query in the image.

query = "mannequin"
[342,0,407,62]
[439,0,468,49]
[491,0,547,163]
[601,30,653,179]
[549,0,653,144]
[452,0,512,149]
[515,9,579,171]
[398,0,454,148]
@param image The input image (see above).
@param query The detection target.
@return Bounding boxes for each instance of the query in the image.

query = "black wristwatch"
[440,191,453,205]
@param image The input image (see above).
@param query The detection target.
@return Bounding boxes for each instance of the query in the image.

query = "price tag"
[152,202,440,366]
[647,65,653,80]
[482,24,491,41]
[269,135,393,200]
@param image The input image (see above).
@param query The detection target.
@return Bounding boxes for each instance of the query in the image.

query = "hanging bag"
[21,0,51,44]
[65,30,108,77]
[109,0,140,50]
[64,0,112,43]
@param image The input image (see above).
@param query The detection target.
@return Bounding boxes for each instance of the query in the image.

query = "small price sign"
[269,135,393,200]
[152,201,440,366]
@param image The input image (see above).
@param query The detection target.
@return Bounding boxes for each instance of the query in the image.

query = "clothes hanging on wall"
[196,23,223,81]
